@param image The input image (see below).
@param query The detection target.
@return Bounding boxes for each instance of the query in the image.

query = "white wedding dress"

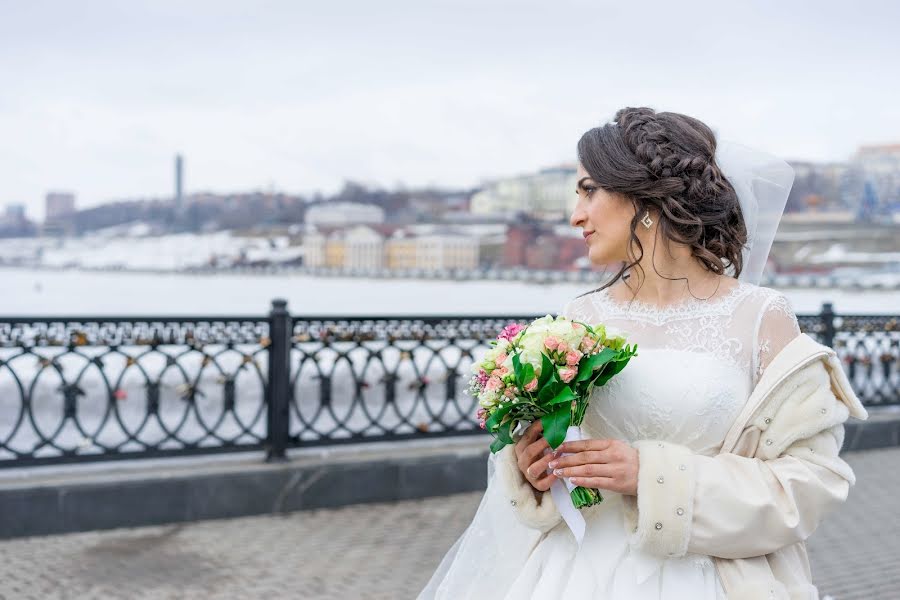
[419,279,801,600]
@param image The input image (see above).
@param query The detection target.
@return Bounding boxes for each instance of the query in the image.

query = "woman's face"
[569,162,639,266]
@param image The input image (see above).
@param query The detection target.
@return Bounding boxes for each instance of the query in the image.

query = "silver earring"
[641,211,654,229]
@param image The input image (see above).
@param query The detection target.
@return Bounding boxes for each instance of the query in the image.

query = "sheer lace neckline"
[590,279,752,324]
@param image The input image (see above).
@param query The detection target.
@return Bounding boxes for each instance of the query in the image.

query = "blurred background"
[0,1,897,599]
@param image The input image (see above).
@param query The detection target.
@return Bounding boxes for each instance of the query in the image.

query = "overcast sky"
[2,0,898,219]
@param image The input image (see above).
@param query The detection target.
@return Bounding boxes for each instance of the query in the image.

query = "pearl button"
[655,522,663,530]
[510,499,517,507]
[821,408,827,414]
[766,439,773,445]
[676,507,684,516]
[678,464,686,471]
[764,417,771,424]
[657,442,664,448]
[657,476,665,484]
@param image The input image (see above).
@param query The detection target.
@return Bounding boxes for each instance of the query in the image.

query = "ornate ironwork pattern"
[287,315,537,446]
[831,315,900,406]
[0,303,895,467]
[0,317,269,467]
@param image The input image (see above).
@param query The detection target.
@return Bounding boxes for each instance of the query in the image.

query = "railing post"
[266,298,292,462]
[821,302,835,349]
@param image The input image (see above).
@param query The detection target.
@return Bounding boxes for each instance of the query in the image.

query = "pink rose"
[556,341,569,353]
[565,350,582,366]
[494,352,507,367]
[559,367,577,383]
[524,378,538,392]
[485,376,502,392]
[494,366,509,377]
[498,323,526,342]
[544,336,559,351]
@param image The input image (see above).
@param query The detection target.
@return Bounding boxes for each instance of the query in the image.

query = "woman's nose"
[569,210,584,228]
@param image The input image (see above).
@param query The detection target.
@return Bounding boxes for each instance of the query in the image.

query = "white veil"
[417,140,795,599]
[716,140,795,285]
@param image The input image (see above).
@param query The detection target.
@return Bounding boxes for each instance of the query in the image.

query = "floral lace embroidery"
[587,281,752,326]
[753,293,801,385]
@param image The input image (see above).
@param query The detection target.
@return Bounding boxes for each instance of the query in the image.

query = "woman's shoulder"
[561,285,610,321]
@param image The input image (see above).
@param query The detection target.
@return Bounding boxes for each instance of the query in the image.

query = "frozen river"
[1,268,896,316]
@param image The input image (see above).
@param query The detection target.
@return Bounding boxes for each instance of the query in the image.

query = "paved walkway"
[0,446,896,600]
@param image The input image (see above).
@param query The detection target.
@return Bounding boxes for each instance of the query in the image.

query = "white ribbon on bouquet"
[514,421,587,546]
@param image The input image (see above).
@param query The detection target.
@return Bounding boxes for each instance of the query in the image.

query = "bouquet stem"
[560,424,603,508]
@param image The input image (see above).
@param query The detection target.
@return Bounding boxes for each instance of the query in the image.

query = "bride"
[419,107,868,600]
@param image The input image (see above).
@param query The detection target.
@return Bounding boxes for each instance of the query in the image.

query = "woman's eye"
[582,186,596,197]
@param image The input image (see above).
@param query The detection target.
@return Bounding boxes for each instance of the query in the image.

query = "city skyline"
[2,0,899,219]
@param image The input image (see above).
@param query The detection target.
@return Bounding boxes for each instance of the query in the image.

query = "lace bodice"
[562,280,800,456]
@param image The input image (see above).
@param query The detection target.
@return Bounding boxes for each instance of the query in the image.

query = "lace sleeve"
[561,298,576,319]
[752,291,802,385]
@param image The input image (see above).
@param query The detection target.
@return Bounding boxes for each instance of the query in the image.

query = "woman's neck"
[614,245,735,308]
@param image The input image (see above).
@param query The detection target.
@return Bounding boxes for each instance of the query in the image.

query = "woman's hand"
[513,420,557,492]
[547,438,640,496]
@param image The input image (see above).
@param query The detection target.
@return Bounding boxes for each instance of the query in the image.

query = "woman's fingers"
[531,471,556,492]
[529,448,556,476]
[555,438,613,454]
[553,462,618,479]
[514,420,543,455]
[524,437,550,464]
[548,449,609,469]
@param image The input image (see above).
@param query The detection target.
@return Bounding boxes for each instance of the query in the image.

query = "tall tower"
[175,154,184,214]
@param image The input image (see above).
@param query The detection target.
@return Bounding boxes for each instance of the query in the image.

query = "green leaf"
[489,436,507,453]
[548,385,577,406]
[537,380,560,405]
[541,405,571,449]
[538,352,554,388]
[496,420,514,444]
[484,402,514,430]
[521,362,535,392]
[512,353,523,387]
[575,348,617,382]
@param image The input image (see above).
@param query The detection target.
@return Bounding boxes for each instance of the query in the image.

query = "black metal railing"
[0,300,896,467]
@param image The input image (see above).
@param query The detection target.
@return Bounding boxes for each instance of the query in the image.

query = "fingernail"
[553,469,563,476]
[548,460,557,469]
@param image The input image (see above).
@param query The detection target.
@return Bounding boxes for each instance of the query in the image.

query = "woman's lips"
[583,232,594,242]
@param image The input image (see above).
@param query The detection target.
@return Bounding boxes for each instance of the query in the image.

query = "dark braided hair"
[576,106,747,299]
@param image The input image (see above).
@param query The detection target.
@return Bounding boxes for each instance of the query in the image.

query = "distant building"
[305,201,385,226]
[0,203,35,237]
[5,204,26,222]
[785,161,859,214]
[43,192,76,236]
[470,165,578,220]
[853,144,900,216]
[413,233,479,270]
[386,230,418,270]
[175,154,185,214]
[45,192,75,221]
[344,225,384,269]
[301,229,327,267]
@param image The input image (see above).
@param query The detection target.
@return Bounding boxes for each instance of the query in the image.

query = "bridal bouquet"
[469,315,637,509]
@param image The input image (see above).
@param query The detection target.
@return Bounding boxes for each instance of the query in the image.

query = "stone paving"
[0,446,896,600]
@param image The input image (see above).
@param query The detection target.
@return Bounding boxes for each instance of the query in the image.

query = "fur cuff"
[725,580,791,600]
[496,444,562,533]
[624,440,696,558]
